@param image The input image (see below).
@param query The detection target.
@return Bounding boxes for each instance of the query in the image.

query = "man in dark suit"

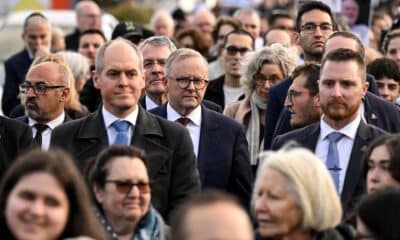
[51,39,200,219]
[65,0,102,51]
[2,12,51,116]
[271,49,387,213]
[0,116,33,176]
[151,48,253,207]
[16,54,71,151]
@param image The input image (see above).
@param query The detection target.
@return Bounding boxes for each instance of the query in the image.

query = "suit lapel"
[303,123,320,151]
[363,93,378,127]
[197,106,220,185]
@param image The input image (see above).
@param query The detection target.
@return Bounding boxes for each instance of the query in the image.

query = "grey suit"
[50,105,201,219]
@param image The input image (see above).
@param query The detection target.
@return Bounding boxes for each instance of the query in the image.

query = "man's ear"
[313,93,320,107]
[60,87,70,102]
[93,71,100,89]
[293,31,301,45]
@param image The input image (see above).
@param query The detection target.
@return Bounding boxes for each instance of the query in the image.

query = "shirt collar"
[166,103,202,126]
[29,111,65,130]
[102,106,139,128]
[320,110,361,141]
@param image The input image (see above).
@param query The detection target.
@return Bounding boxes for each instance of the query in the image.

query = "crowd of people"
[1,0,400,239]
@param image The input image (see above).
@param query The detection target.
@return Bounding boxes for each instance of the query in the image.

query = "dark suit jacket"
[0,116,33,175]
[150,104,253,207]
[271,121,387,212]
[264,75,380,150]
[65,28,81,51]
[273,91,400,139]
[204,75,225,109]
[50,106,201,218]
[2,49,33,116]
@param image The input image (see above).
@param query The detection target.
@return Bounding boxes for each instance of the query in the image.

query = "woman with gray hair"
[224,44,299,172]
[253,147,352,239]
[56,51,90,93]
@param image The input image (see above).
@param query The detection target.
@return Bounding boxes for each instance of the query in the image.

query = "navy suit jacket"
[271,121,387,212]
[2,49,33,116]
[264,74,381,149]
[150,104,254,207]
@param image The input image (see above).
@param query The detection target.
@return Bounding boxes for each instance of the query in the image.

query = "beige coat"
[223,94,252,129]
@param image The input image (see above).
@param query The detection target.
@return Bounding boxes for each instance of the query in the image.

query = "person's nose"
[126,185,140,198]
[29,200,46,217]
[331,83,342,97]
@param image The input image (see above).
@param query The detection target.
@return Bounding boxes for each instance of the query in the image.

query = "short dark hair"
[325,31,365,59]
[223,29,255,50]
[382,29,400,54]
[367,58,400,83]
[269,9,293,27]
[291,63,320,95]
[296,1,337,32]
[0,149,105,239]
[362,134,400,182]
[23,12,48,33]
[212,16,242,43]
[170,190,243,240]
[357,186,400,240]
[321,48,365,80]
[88,145,148,190]
[79,28,107,43]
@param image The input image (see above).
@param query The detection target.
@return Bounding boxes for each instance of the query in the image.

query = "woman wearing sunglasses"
[88,145,170,240]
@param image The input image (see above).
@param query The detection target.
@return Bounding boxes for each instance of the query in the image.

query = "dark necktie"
[326,132,345,192]
[33,124,48,147]
[177,117,190,126]
[112,120,130,145]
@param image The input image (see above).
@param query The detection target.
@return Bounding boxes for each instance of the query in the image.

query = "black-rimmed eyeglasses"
[169,76,209,90]
[300,23,333,34]
[19,82,65,95]
[286,89,311,102]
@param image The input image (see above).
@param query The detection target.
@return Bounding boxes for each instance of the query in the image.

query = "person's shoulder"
[0,116,29,130]
[5,49,27,64]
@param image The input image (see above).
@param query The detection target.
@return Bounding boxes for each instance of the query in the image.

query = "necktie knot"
[327,132,344,143]
[177,117,190,126]
[112,120,130,132]
[34,123,48,133]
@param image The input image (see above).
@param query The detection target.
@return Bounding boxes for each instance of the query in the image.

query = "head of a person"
[138,36,176,99]
[371,11,392,45]
[324,31,365,59]
[252,147,342,238]
[89,145,151,232]
[319,48,368,129]
[165,48,208,116]
[233,8,261,39]
[22,12,52,56]
[0,149,104,239]
[94,38,144,118]
[23,54,71,124]
[341,0,359,27]
[268,10,295,32]
[367,58,400,104]
[212,16,242,55]
[295,1,337,62]
[383,29,400,67]
[111,21,146,45]
[150,10,175,38]
[222,29,255,79]
[356,186,400,240]
[285,63,321,128]
[264,28,292,46]
[57,51,90,93]
[78,29,106,66]
[170,190,254,240]
[362,134,400,193]
[75,0,102,32]
[241,44,299,103]
[51,27,65,53]
[193,9,216,39]
[175,27,212,57]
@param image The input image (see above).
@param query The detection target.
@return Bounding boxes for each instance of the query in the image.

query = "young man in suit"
[51,38,200,219]
[150,48,253,207]
[271,49,387,213]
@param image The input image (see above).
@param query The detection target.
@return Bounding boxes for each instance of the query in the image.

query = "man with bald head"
[65,0,102,50]
[2,12,51,116]
[51,38,200,219]
[193,9,216,43]
[150,10,175,38]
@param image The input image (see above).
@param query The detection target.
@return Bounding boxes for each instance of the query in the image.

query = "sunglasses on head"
[225,45,250,56]
[106,180,151,194]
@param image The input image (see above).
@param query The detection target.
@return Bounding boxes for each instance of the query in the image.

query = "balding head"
[76,0,102,32]
[22,13,52,56]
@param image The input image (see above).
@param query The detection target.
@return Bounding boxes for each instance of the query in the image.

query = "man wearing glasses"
[18,56,71,150]
[151,48,253,208]
[205,29,254,110]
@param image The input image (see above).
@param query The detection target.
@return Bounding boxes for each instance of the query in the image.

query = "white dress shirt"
[166,104,202,157]
[315,112,361,194]
[102,106,138,145]
[145,95,160,110]
[29,112,65,151]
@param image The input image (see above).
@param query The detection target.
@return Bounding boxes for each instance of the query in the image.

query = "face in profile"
[253,167,303,238]
[94,156,151,226]
[367,144,400,193]
[5,172,70,240]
